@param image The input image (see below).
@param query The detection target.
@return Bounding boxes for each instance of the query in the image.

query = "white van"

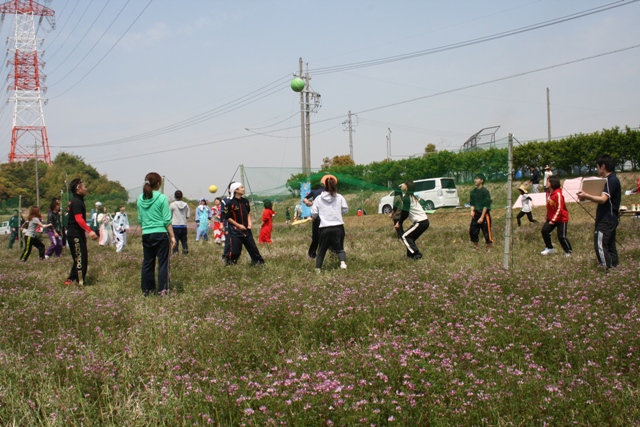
[0,221,9,234]
[378,177,459,214]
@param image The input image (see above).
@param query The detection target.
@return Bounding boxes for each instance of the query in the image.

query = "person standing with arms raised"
[65,179,98,286]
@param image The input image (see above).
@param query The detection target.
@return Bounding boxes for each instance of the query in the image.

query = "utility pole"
[294,58,321,178]
[546,87,551,142]
[304,65,311,176]
[342,110,355,162]
[386,128,392,161]
[298,58,306,176]
[504,133,514,270]
[34,142,40,208]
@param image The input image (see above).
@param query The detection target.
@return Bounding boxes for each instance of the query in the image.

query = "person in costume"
[65,179,98,286]
[98,206,114,246]
[45,198,63,258]
[19,206,52,262]
[195,198,212,243]
[138,172,175,296]
[258,199,275,244]
[113,204,131,253]
[222,182,265,266]
[285,207,291,225]
[212,197,225,244]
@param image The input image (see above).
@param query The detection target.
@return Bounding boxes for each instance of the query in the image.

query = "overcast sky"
[1,0,639,199]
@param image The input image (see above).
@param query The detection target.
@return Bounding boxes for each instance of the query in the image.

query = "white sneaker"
[540,248,555,255]
[315,268,321,274]
[44,255,49,259]
[565,252,571,258]
[340,261,347,270]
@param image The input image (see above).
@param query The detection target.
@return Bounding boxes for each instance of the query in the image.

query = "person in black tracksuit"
[222,182,264,266]
[65,179,98,285]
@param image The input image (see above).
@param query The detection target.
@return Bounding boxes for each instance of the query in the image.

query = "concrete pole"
[348,110,354,161]
[504,133,514,270]
[299,58,306,176]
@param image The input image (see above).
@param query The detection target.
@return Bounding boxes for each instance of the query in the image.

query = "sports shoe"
[540,248,555,255]
[64,279,75,286]
[564,252,571,258]
[340,261,347,270]
[44,255,49,259]
[315,268,321,274]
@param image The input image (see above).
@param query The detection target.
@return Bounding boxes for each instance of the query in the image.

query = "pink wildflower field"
[1,187,640,426]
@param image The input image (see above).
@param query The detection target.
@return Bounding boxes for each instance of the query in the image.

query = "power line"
[310,0,638,75]
[52,73,291,147]
[85,44,640,165]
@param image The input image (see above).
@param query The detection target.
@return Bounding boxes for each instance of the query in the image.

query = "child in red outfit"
[540,175,572,256]
[258,199,275,244]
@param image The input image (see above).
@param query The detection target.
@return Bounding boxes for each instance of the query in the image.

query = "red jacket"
[546,188,569,223]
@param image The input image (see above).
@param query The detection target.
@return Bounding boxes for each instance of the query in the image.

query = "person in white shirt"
[112,205,130,253]
[310,177,348,272]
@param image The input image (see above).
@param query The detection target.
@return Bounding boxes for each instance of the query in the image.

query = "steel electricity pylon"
[0,0,55,164]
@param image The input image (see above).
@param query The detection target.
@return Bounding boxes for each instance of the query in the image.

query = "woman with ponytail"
[137,172,176,296]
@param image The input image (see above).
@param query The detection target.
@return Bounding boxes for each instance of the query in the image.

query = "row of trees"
[0,152,128,211]
[288,126,639,192]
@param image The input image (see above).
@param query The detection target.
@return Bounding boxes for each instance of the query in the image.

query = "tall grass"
[1,183,639,426]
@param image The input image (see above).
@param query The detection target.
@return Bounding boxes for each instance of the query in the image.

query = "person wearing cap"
[543,165,553,188]
[195,198,212,243]
[469,173,493,250]
[258,199,275,244]
[516,185,538,227]
[222,182,265,266]
[303,174,337,259]
[90,201,102,236]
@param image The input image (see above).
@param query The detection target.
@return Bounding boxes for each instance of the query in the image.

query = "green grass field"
[1,180,640,426]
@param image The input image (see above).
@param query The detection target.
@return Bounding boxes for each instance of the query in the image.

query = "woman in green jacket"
[137,172,176,296]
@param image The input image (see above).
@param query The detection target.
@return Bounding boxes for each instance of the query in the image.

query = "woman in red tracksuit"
[540,175,572,256]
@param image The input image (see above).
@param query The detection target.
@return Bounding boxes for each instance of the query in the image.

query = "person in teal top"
[137,172,176,296]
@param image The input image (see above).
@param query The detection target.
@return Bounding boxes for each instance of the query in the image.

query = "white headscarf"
[229,182,243,197]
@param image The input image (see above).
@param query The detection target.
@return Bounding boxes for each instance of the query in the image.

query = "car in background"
[378,177,459,214]
[0,221,10,234]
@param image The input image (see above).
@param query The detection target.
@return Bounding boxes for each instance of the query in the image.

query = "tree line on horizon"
[0,152,127,210]
[287,125,640,193]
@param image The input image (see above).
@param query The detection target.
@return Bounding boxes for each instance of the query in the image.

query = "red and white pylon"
[0,0,55,164]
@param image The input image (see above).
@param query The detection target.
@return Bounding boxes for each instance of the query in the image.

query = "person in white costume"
[112,204,130,253]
